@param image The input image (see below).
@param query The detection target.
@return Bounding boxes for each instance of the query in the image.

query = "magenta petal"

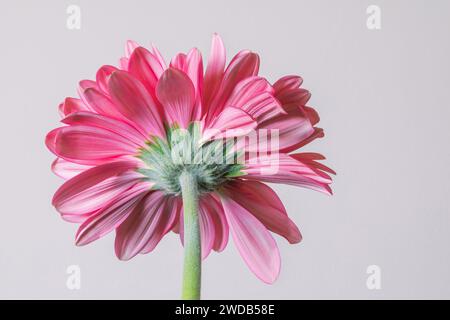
[52,161,139,215]
[128,47,164,94]
[168,48,204,120]
[115,191,179,260]
[51,158,92,180]
[197,198,216,259]
[259,104,315,153]
[156,68,196,128]
[54,125,138,162]
[203,33,226,110]
[75,183,148,246]
[185,48,204,97]
[178,195,227,259]
[304,106,320,126]
[248,152,331,177]
[220,194,281,284]
[170,53,187,70]
[82,88,124,119]
[244,154,332,194]
[200,193,229,253]
[206,51,260,124]
[61,111,146,147]
[273,75,303,93]
[78,79,98,92]
[59,97,89,118]
[290,153,336,175]
[273,75,310,106]
[125,40,139,58]
[295,127,325,150]
[226,76,272,107]
[140,195,181,254]
[150,44,167,69]
[45,127,60,155]
[223,181,301,244]
[119,57,129,70]
[108,70,165,138]
[226,77,285,122]
[96,65,118,93]
[202,106,256,142]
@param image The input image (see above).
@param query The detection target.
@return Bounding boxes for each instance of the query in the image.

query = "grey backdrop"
[1,0,449,299]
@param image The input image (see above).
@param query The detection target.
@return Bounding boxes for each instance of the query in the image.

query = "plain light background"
[0,0,449,299]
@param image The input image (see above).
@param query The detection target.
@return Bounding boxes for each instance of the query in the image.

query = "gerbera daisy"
[45,34,334,299]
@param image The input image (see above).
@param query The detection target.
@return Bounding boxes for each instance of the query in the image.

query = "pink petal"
[168,49,203,120]
[128,47,164,95]
[62,212,95,224]
[141,196,181,254]
[304,106,320,125]
[227,76,273,106]
[61,111,146,147]
[150,44,167,69]
[292,152,326,160]
[60,172,141,220]
[198,201,216,259]
[78,88,127,119]
[75,183,149,246]
[273,75,310,106]
[220,194,281,284]
[206,52,260,125]
[125,40,139,58]
[226,76,285,122]
[119,41,140,70]
[171,221,180,234]
[54,125,138,162]
[156,68,195,128]
[186,48,204,120]
[296,127,325,149]
[119,57,129,70]
[202,106,256,142]
[185,48,203,96]
[261,75,322,151]
[244,92,285,123]
[277,89,311,106]
[115,191,179,260]
[273,75,303,97]
[223,181,301,244]
[78,79,98,98]
[258,104,315,153]
[45,127,60,155]
[59,98,89,118]
[178,194,227,258]
[290,153,336,175]
[200,193,229,252]
[51,158,92,179]
[244,154,333,195]
[52,161,139,215]
[108,70,165,138]
[170,53,187,70]
[96,65,118,94]
[245,153,332,182]
[203,33,226,110]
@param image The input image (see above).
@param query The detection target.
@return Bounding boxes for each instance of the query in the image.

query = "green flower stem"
[179,171,201,300]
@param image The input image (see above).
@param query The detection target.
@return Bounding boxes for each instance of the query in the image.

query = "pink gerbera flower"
[46,34,333,299]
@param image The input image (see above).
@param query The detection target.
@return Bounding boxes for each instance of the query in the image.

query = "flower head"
[46,34,334,284]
